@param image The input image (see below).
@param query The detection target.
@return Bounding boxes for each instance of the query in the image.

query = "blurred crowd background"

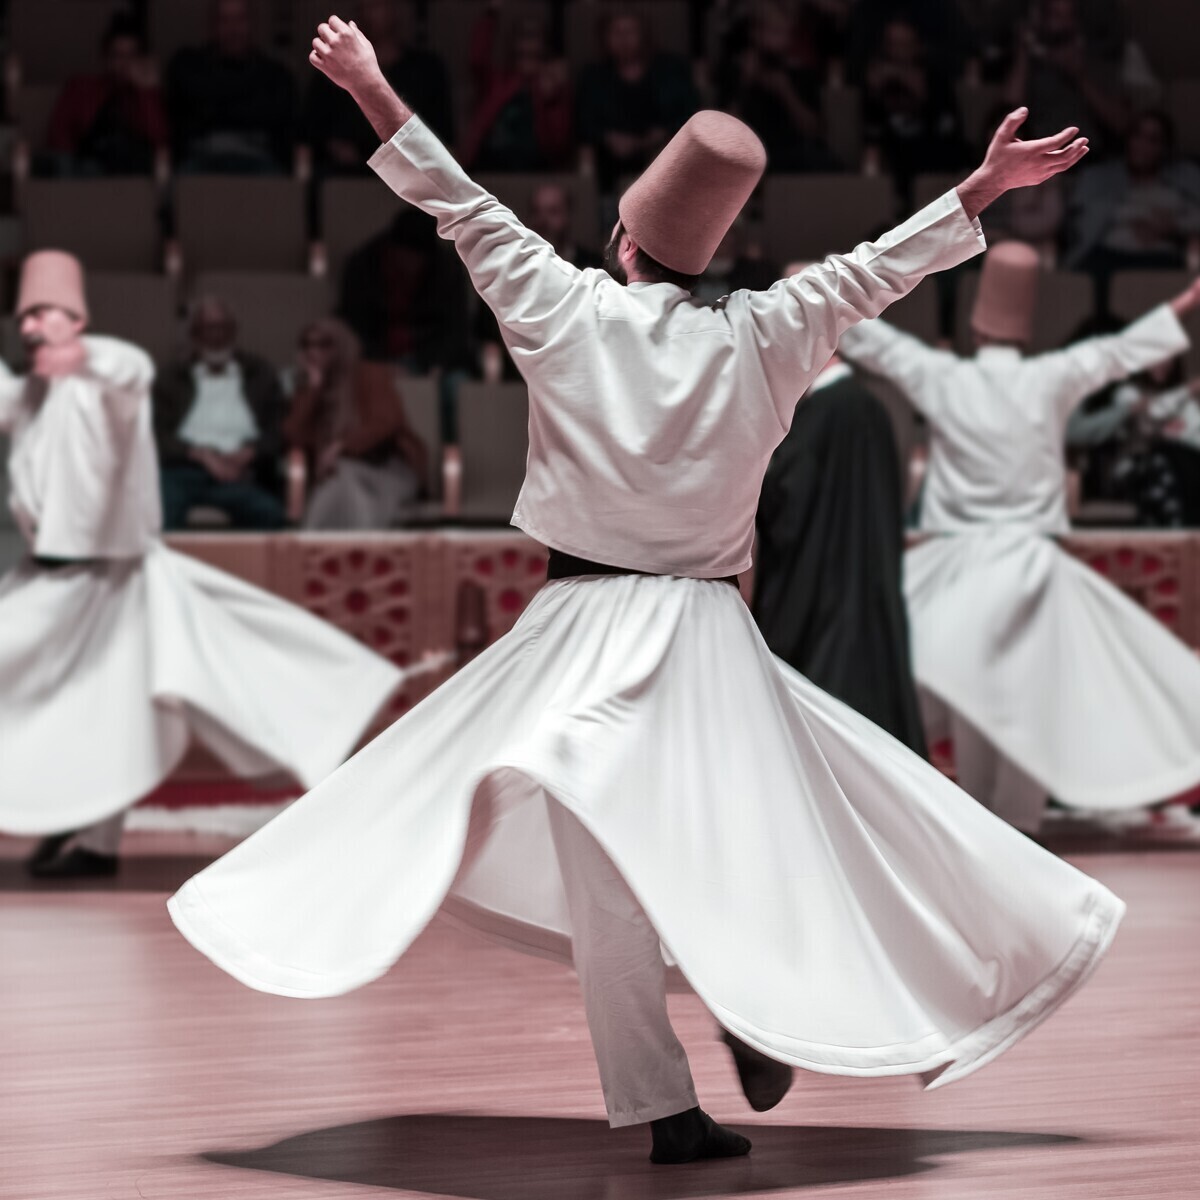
[0,0,1197,536]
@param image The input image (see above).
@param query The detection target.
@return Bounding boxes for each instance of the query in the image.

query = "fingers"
[312,36,330,55]
[1029,125,1081,153]
[1044,138,1089,175]
[329,14,351,33]
[996,107,1029,141]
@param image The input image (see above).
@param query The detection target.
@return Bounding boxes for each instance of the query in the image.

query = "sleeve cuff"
[367,115,427,173]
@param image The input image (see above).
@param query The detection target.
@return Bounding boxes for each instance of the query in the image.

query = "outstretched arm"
[744,109,1090,424]
[311,17,584,350]
[1045,277,1199,421]
[837,319,956,416]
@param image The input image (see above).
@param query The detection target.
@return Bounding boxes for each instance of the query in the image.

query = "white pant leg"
[952,717,1046,834]
[545,797,698,1128]
[73,811,126,856]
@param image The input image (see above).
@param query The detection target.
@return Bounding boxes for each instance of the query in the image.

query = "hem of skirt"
[167,755,1125,1083]
[0,733,191,837]
[917,679,1200,810]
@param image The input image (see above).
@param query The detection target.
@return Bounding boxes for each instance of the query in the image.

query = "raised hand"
[309,14,413,141]
[1168,275,1200,319]
[310,15,383,94]
[958,108,1089,221]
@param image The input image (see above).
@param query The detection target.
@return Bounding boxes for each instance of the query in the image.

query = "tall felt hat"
[971,241,1039,344]
[619,111,767,276]
[16,250,89,321]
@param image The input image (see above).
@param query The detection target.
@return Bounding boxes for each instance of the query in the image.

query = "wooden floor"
[2,831,1198,1200]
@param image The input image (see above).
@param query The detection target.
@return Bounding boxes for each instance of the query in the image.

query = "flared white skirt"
[170,572,1123,1090]
[0,541,402,834]
[906,530,1200,809]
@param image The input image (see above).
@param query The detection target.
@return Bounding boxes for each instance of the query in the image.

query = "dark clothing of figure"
[153,350,286,530]
[753,372,927,753]
[166,45,295,173]
[46,74,168,174]
[577,55,699,192]
[339,214,471,370]
[304,50,454,173]
[719,62,837,172]
[864,70,968,204]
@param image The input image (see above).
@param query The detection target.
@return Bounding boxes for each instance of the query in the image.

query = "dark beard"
[602,231,627,285]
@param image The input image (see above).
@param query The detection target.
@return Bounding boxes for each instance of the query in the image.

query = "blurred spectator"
[155,296,285,530]
[283,318,428,530]
[717,1,837,172]
[576,11,699,194]
[846,0,975,82]
[478,182,601,379]
[1065,112,1200,277]
[166,0,295,174]
[692,218,778,305]
[463,9,573,171]
[1004,0,1130,156]
[863,18,969,201]
[45,12,168,176]
[303,0,453,174]
[339,207,470,373]
[1067,329,1200,528]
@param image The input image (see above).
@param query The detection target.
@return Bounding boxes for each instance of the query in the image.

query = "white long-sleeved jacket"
[0,336,160,559]
[368,117,986,576]
[839,307,1190,534]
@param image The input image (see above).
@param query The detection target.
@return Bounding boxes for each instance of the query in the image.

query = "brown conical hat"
[971,241,1039,345]
[16,250,88,321]
[619,111,767,276]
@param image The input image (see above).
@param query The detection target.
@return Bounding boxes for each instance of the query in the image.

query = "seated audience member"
[1066,111,1200,275]
[45,12,168,176]
[463,10,573,171]
[477,182,601,380]
[155,296,286,530]
[846,0,975,82]
[1005,0,1130,157]
[283,318,428,530]
[303,0,453,174]
[577,11,699,194]
[717,1,837,171]
[166,0,295,174]
[339,207,471,374]
[864,18,969,202]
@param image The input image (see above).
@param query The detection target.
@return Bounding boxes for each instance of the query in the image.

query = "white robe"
[0,339,402,835]
[839,309,1200,814]
[170,118,1124,1090]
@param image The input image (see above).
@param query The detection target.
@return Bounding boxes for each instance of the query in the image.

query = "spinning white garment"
[0,541,402,834]
[170,574,1124,1089]
[840,309,1200,818]
[906,530,1200,809]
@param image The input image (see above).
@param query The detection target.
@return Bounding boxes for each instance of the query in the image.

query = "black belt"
[33,556,97,570]
[546,549,739,588]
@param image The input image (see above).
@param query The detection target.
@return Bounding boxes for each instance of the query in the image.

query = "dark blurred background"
[0,0,1197,542]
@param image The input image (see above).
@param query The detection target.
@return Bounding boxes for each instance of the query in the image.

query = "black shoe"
[720,1028,794,1112]
[28,847,119,880]
[649,1107,752,1165]
[25,831,77,873]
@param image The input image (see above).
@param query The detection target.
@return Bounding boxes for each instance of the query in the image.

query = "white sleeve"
[733,189,985,425]
[837,318,956,419]
[0,358,24,433]
[368,117,585,352]
[81,335,155,434]
[1039,305,1191,422]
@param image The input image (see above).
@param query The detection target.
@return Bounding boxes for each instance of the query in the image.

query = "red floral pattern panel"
[283,537,433,726]
[443,532,549,653]
[1061,533,1199,649]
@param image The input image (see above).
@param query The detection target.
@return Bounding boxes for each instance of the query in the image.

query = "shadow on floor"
[0,856,215,893]
[204,1114,1080,1199]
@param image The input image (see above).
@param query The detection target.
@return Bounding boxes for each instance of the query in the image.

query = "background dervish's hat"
[16,250,89,321]
[971,241,1039,345]
[619,111,767,276]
